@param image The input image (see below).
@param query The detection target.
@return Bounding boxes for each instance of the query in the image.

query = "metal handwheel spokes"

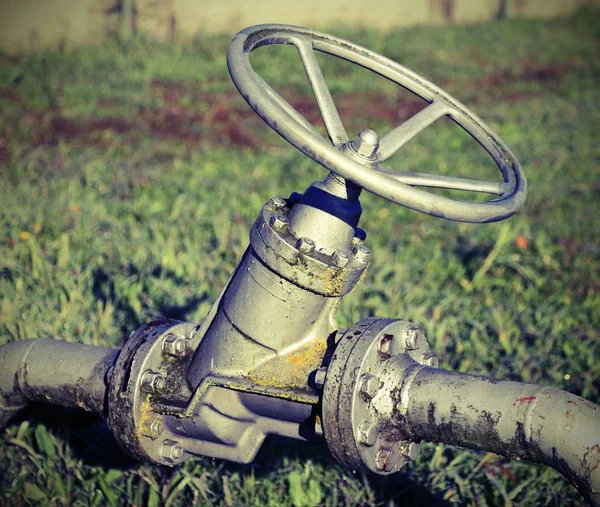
[227,24,527,223]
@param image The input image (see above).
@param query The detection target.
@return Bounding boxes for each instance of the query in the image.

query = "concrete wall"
[1,0,598,53]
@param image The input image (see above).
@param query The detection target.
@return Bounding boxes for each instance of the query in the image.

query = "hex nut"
[267,195,287,212]
[162,334,187,357]
[357,421,378,447]
[378,333,393,359]
[404,327,421,350]
[314,367,327,390]
[375,448,398,472]
[141,370,165,393]
[352,244,371,265]
[332,250,349,268]
[297,237,316,254]
[359,373,379,399]
[351,129,380,159]
[161,439,184,464]
[141,416,164,439]
[421,353,439,368]
[270,214,289,232]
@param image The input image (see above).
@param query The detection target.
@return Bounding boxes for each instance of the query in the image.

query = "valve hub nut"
[351,129,380,159]
[297,237,316,254]
[357,421,378,446]
[162,334,187,357]
[141,416,164,439]
[332,250,349,268]
[359,373,379,399]
[161,439,184,464]
[375,449,398,472]
[141,370,165,393]
[270,214,289,232]
[267,195,287,212]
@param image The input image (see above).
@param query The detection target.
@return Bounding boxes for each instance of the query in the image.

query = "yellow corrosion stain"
[247,339,327,390]
[135,396,154,440]
[287,340,326,369]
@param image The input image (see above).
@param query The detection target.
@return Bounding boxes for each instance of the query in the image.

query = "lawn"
[0,7,599,506]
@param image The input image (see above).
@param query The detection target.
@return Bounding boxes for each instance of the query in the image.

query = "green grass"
[1,7,599,506]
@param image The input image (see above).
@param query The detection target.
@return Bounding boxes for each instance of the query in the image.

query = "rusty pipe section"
[0,339,120,428]
[392,364,600,506]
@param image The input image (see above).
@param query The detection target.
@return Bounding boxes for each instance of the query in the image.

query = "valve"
[1,23,598,507]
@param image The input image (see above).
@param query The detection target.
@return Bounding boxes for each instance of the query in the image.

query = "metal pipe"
[0,339,120,427]
[395,366,600,506]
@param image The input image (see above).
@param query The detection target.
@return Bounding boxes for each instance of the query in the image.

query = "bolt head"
[332,250,349,268]
[359,373,379,399]
[357,421,378,447]
[141,416,164,439]
[141,370,165,393]
[270,214,288,232]
[378,333,393,359]
[161,439,184,464]
[297,237,316,254]
[421,353,439,368]
[267,195,287,212]
[162,334,187,357]
[351,129,380,159]
[404,327,421,350]
[314,367,327,390]
[375,448,398,472]
[352,244,371,265]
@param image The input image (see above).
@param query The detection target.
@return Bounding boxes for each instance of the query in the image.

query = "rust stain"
[512,396,536,406]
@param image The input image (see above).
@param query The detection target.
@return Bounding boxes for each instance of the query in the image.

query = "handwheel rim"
[227,24,527,223]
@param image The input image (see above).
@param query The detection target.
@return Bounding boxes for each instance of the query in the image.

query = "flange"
[108,319,202,465]
[322,318,437,474]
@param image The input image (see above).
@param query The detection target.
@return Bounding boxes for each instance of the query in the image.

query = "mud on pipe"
[389,360,600,506]
[0,338,120,428]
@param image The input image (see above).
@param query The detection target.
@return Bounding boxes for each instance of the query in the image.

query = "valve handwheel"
[227,24,527,223]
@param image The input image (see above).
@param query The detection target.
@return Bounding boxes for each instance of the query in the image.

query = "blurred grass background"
[1,7,599,506]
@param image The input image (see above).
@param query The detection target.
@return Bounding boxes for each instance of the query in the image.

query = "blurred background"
[1,1,599,506]
[1,0,599,52]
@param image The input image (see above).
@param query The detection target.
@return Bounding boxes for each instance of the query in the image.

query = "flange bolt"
[270,214,289,232]
[162,334,187,357]
[314,366,327,390]
[161,439,184,464]
[378,333,393,359]
[357,421,378,447]
[351,129,380,159]
[297,237,316,254]
[141,370,166,393]
[332,250,349,268]
[359,373,379,399]
[404,327,421,350]
[352,244,371,265]
[421,353,439,368]
[375,449,398,472]
[141,416,164,439]
[398,441,420,461]
[267,195,287,212]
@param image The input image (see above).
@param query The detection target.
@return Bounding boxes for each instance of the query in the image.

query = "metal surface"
[227,24,527,223]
